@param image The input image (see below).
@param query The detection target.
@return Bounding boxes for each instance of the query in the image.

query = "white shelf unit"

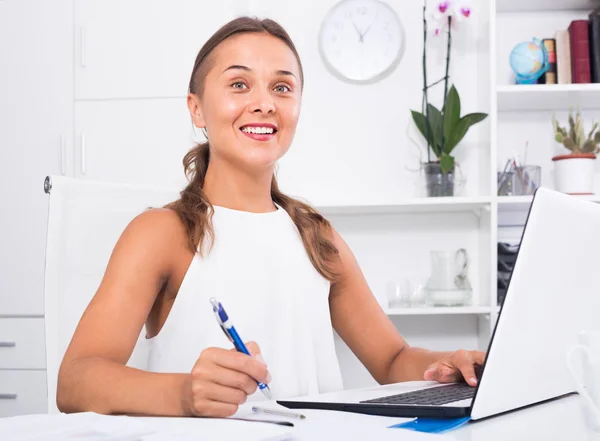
[491,0,600,338]
[385,306,493,316]
[497,0,599,13]
[498,194,600,210]
[317,197,492,215]
[497,84,600,111]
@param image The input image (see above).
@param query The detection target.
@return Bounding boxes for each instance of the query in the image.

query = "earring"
[201,127,208,139]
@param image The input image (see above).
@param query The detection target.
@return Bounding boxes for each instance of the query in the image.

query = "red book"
[568,20,591,83]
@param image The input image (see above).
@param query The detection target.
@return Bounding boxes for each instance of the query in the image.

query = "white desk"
[1,394,599,440]
[452,394,600,441]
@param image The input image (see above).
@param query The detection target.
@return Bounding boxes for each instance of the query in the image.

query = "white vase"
[552,153,596,195]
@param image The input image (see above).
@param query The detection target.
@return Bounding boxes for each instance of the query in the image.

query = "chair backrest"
[43,175,181,413]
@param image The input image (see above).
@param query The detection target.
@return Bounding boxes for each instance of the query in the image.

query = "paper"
[0,412,291,441]
[1,406,451,441]
[132,414,292,441]
[232,402,452,440]
[0,413,156,441]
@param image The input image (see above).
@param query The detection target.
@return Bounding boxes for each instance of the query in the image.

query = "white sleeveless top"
[146,203,344,400]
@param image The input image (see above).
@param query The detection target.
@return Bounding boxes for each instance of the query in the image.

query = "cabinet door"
[0,370,47,417]
[75,0,245,100]
[74,99,196,188]
[0,0,73,316]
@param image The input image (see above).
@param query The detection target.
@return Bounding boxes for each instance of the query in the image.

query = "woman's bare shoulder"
[114,207,190,270]
[127,207,187,240]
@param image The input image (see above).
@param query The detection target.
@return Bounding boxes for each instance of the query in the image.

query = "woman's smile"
[239,122,278,142]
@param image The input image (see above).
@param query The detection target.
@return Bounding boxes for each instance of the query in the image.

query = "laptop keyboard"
[360,383,475,406]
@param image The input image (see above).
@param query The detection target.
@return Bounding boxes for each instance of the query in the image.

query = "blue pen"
[209,297,272,400]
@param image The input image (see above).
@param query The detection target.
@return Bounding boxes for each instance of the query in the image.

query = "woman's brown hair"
[165,16,340,281]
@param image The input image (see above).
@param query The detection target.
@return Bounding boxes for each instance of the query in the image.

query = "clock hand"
[360,21,376,39]
[360,12,379,40]
[352,21,364,43]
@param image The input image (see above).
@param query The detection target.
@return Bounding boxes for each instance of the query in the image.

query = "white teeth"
[241,126,275,134]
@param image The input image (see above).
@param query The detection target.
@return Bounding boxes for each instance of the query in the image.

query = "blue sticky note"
[389,417,471,434]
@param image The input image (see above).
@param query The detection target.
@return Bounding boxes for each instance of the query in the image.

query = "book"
[542,38,557,84]
[555,30,572,84]
[589,11,600,83]
[568,20,591,83]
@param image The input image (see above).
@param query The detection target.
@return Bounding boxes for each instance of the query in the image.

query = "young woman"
[56,16,485,418]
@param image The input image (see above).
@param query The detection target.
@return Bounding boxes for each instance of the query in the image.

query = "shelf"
[316,197,492,215]
[497,0,599,13]
[497,84,600,112]
[385,306,493,316]
[498,194,600,210]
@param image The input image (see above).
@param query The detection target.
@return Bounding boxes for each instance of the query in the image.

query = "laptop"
[278,187,599,420]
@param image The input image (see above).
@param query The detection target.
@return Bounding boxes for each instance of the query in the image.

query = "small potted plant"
[411,85,487,197]
[552,108,600,195]
[410,0,488,197]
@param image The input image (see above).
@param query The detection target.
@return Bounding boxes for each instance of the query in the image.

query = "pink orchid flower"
[430,0,472,35]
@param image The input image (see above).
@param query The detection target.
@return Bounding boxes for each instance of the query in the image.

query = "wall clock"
[318,0,405,84]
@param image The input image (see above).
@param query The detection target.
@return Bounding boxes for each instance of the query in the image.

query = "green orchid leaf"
[461,112,488,125]
[411,110,440,156]
[444,112,488,153]
[440,153,455,174]
[427,104,443,156]
[443,85,461,143]
[445,116,471,153]
[411,110,431,143]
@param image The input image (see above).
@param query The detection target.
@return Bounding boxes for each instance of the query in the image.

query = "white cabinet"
[0,0,73,316]
[0,318,46,369]
[74,0,244,100]
[74,98,196,188]
[0,371,47,417]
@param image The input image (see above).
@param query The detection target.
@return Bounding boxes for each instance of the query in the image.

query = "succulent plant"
[553,108,600,154]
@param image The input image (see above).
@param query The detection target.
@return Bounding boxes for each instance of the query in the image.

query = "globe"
[509,38,549,84]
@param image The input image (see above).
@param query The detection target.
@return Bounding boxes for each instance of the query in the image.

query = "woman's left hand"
[423,350,486,387]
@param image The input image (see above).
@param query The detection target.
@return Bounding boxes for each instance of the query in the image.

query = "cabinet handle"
[80,133,86,175]
[0,342,15,347]
[61,133,67,175]
[80,27,86,68]
[0,394,17,400]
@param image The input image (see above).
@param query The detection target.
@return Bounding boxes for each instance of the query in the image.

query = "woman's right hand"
[183,341,271,417]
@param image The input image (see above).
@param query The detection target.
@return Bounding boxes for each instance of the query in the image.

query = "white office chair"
[43,175,181,413]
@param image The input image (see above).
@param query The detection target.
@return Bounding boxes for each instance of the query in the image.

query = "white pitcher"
[425,249,472,306]
[566,330,600,431]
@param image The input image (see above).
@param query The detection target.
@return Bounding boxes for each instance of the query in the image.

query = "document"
[1,405,449,441]
[0,412,291,441]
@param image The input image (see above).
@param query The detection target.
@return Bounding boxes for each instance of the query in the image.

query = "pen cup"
[514,165,541,195]
[497,171,516,196]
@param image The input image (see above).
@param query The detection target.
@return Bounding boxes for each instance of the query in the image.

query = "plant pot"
[424,162,455,197]
[552,153,596,195]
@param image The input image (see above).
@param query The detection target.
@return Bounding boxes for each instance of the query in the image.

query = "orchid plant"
[410,0,488,174]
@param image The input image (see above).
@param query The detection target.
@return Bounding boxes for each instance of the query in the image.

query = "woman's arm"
[328,228,485,387]
[56,209,191,416]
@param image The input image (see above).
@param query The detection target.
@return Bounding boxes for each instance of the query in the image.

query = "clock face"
[319,0,405,84]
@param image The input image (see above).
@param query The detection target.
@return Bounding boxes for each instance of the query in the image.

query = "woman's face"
[190,32,302,172]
